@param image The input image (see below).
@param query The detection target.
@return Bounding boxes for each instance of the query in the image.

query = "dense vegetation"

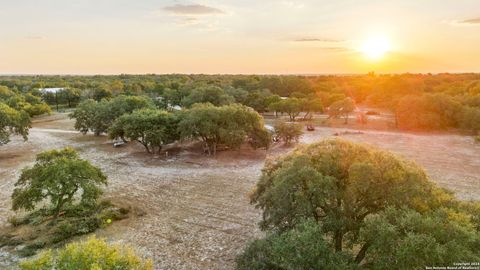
[2,73,480,131]
[1,73,480,137]
[237,139,480,269]
[20,236,153,270]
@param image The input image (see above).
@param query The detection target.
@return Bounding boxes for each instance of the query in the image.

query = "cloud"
[163,4,224,15]
[460,17,480,24]
[445,17,480,26]
[293,37,343,42]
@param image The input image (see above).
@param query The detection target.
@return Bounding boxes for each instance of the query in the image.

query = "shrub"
[274,121,303,145]
[20,237,153,270]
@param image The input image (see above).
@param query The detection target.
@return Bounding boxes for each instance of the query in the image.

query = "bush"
[274,121,303,145]
[1,199,129,257]
[20,237,153,270]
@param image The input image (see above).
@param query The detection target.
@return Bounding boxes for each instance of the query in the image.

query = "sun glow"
[361,37,391,60]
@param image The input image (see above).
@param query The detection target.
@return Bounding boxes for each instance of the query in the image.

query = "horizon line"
[1,71,480,77]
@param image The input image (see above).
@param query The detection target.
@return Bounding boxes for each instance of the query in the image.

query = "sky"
[0,0,479,74]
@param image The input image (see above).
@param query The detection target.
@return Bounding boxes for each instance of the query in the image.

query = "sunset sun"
[361,37,391,60]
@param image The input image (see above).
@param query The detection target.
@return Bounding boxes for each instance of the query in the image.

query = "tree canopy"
[239,139,480,269]
[70,95,155,135]
[328,97,355,124]
[0,102,31,145]
[109,109,179,154]
[178,103,269,155]
[12,148,107,218]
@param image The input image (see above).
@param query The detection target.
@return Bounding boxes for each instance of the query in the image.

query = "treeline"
[2,73,480,132]
[396,93,480,132]
[70,96,271,155]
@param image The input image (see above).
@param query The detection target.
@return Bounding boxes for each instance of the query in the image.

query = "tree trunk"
[303,111,310,120]
[355,242,370,264]
[55,92,59,111]
[139,141,151,153]
[334,230,343,252]
[53,197,66,219]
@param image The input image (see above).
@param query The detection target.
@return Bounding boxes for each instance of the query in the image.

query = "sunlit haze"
[1,0,480,74]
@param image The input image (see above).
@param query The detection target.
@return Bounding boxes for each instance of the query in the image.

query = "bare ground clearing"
[1,113,479,269]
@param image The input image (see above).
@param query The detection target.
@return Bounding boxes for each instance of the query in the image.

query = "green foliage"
[58,88,82,108]
[92,86,113,101]
[328,97,355,124]
[181,85,234,107]
[20,236,153,270]
[243,89,276,112]
[12,148,107,218]
[273,121,303,145]
[396,94,462,130]
[360,207,480,269]
[269,98,303,121]
[301,97,324,120]
[0,85,48,145]
[70,95,154,135]
[4,73,480,133]
[179,103,268,155]
[6,94,51,117]
[1,200,129,257]
[236,220,358,270]
[240,139,480,269]
[248,127,272,150]
[252,139,436,233]
[70,99,100,134]
[0,85,15,99]
[109,109,179,154]
[458,106,480,133]
[0,102,31,145]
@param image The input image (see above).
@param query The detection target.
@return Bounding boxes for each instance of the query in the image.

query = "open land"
[1,113,479,269]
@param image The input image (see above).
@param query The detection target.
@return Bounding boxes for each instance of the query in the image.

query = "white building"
[39,87,65,94]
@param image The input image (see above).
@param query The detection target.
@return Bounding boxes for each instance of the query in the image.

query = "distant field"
[1,113,479,269]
